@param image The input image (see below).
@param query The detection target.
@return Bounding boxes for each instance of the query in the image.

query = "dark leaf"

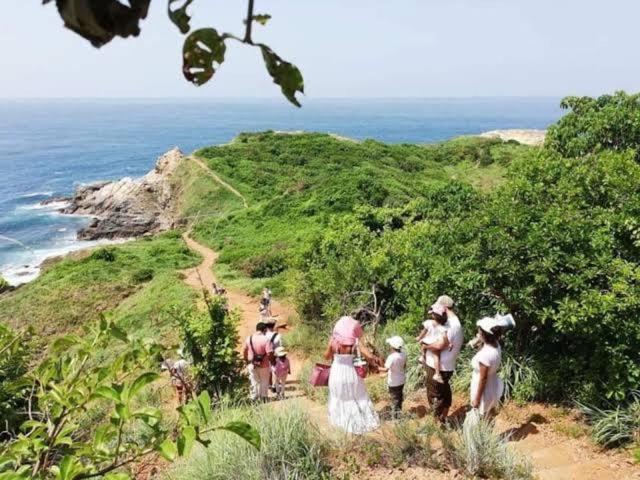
[260,45,304,107]
[182,28,227,86]
[244,14,271,26]
[168,0,194,34]
[216,421,261,450]
[51,0,150,48]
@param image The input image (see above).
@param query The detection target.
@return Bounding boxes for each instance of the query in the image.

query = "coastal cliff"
[60,148,184,240]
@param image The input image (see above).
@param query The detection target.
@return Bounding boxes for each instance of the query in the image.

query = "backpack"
[249,335,265,367]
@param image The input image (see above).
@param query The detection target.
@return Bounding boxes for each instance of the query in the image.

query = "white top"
[423,314,463,372]
[384,351,407,387]
[470,344,504,414]
[266,331,282,349]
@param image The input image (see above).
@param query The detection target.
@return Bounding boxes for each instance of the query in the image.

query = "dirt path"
[188,156,249,208]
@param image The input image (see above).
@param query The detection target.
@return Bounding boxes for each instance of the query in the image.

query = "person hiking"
[272,346,291,399]
[324,313,380,434]
[260,287,273,316]
[421,295,464,423]
[162,349,193,405]
[264,318,283,392]
[379,335,407,418]
[243,322,274,401]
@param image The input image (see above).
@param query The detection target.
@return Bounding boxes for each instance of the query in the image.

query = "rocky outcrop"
[479,129,546,146]
[60,148,184,240]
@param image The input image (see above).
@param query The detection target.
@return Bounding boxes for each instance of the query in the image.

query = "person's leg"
[438,371,454,422]
[248,364,259,401]
[425,365,439,412]
[258,367,270,401]
[389,385,403,417]
[433,352,444,383]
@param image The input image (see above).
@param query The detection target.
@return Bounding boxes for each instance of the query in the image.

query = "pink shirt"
[245,333,274,368]
[273,357,290,377]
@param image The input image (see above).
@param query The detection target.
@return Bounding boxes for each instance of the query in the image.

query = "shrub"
[241,250,288,278]
[579,390,640,448]
[168,402,329,480]
[452,418,533,479]
[174,294,243,395]
[0,276,10,294]
[500,354,542,403]
[90,247,116,262]
[0,324,31,437]
[131,267,154,283]
[546,91,640,160]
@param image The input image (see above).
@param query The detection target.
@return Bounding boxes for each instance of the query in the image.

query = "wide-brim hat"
[428,302,447,316]
[476,316,498,334]
[436,295,454,308]
[274,346,288,357]
[386,335,405,350]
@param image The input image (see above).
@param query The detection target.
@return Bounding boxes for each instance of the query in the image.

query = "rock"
[479,129,547,146]
[60,148,185,240]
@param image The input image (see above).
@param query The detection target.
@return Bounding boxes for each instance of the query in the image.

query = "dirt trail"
[188,156,249,208]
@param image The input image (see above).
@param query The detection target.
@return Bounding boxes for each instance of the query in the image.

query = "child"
[273,346,291,399]
[417,303,449,383]
[379,336,407,417]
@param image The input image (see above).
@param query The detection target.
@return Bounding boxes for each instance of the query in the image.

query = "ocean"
[0,98,563,285]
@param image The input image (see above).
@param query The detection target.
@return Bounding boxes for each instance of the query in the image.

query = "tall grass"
[579,390,640,448]
[451,417,533,480]
[167,400,330,480]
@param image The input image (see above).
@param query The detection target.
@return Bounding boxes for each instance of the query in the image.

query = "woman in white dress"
[323,315,380,434]
[469,317,505,416]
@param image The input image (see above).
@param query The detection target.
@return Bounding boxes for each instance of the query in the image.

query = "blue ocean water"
[0,98,562,285]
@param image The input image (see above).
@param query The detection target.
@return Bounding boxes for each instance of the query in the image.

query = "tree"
[0,319,259,479]
[546,91,640,159]
[43,0,304,106]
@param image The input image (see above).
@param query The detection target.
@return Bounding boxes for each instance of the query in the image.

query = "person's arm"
[323,339,334,361]
[358,342,381,365]
[423,333,450,352]
[416,328,427,342]
[471,363,489,408]
[242,340,249,364]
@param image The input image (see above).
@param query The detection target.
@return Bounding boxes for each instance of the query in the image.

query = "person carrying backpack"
[242,322,275,401]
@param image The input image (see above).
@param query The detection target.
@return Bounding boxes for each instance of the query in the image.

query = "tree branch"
[243,0,255,44]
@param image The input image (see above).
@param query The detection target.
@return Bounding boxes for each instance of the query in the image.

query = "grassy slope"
[188,132,530,295]
[0,232,200,342]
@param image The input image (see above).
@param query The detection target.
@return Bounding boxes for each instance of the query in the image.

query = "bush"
[168,402,330,480]
[0,324,31,437]
[0,276,10,294]
[500,354,542,403]
[452,418,533,479]
[579,390,640,448]
[174,295,243,395]
[546,91,640,160]
[131,267,154,283]
[90,247,116,262]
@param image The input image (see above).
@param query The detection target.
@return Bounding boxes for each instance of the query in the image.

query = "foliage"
[0,321,259,479]
[546,91,640,159]
[451,418,533,480]
[44,0,304,106]
[174,294,243,395]
[168,402,329,480]
[499,354,542,403]
[0,232,199,341]
[0,324,31,437]
[579,390,640,448]
[0,276,10,294]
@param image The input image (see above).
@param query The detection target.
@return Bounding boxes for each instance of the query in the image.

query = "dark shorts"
[425,366,453,417]
[388,384,404,413]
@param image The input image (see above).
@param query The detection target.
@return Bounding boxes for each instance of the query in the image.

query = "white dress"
[469,344,503,415]
[328,354,380,434]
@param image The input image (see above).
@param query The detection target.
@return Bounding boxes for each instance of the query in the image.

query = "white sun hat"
[494,313,516,330]
[436,295,454,308]
[476,316,499,334]
[274,346,288,357]
[385,336,405,350]
[429,302,447,316]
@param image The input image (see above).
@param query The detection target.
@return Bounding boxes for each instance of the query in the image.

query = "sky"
[1,0,639,99]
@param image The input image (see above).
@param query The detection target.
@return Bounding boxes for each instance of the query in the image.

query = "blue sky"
[1,0,639,98]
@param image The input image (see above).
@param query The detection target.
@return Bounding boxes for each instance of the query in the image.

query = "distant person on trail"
[420,295,464,423]
[469,313,515,417]
[272,346,291,399]
[162,350,193,405]
[264,318,283,392]
[378,336,407,418]
[324,313,380,434]
[261,287,273,316]
[243,322,275,401]
[211,282,226,295]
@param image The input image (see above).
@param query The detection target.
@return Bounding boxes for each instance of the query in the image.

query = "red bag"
[354,363,367,379]
[310,363,331,387]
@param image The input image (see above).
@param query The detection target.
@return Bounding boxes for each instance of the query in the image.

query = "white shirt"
[384,350,407,387]
[423,312,464,372]
[266,330,282,349]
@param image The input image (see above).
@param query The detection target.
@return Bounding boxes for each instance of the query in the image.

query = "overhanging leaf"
[244,14,271,26]
[168,0,194,34]
[260,45,304,107]
[177,425,196,456]
[129,372,160,398]
[157,438,178,461]
[216,421,261,450]
[182,28,227,86]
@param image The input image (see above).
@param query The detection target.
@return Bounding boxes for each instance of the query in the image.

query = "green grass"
[166,400,330,480]
[0,231,200,341]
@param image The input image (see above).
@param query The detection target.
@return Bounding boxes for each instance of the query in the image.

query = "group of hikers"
[168,286,516,435]
[319,294,515,434]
